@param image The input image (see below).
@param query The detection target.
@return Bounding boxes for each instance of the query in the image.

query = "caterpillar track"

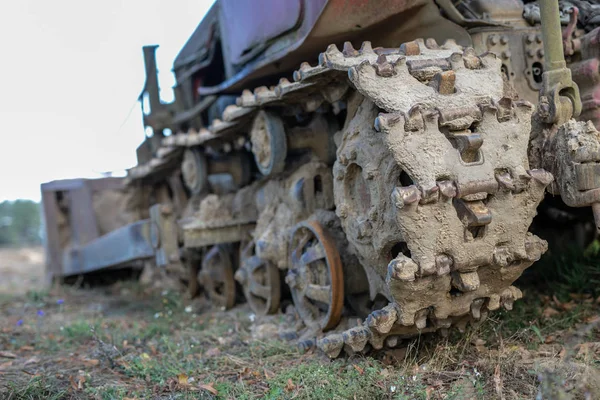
[123,37,556,358]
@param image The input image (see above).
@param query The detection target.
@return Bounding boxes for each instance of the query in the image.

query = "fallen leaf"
[69,375,86,391]
[177,373,189,386]
[353,364,364,375]
[81,359,100,367]
[199,382,218,395]
[264,368,275,379]
[24,356,40,366]
[559,347,567,359]
[545,335,556,344]
[0,361,13,371]
[286,378,296,392]
[585,315,600,324]
[473,338,487,352]
[542,307,560,318]
[19,346,34,351]
[140,353,151,360]
[0,351,17,359]
[569,293,591,301]
[560,301,577,311]
[426,386,434,400]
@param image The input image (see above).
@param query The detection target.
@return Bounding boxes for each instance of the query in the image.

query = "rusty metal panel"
[199,0,465,95]
[41,189,62,283]
[68,181,99,246]
[220,0,303,65]
[62,220,154,276]
[41,177,135,279]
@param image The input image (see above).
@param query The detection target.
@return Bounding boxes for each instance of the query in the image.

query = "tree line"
[0,200,42,247]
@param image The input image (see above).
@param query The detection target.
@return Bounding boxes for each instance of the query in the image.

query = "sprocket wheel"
[286,220,344,331]
[198,245,235,310]
[234,240,281,316]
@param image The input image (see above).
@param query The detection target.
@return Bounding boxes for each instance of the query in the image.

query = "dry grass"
[1,248,600,399]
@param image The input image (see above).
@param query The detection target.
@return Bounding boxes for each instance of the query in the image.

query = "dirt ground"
[1,247,600,399]
[0,247,45,295]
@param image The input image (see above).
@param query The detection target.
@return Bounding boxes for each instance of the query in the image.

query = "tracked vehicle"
[43,0,600,357]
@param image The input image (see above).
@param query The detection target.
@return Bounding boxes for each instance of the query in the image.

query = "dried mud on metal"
[1,248,600,399]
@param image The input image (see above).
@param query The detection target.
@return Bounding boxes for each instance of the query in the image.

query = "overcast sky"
[0,0,215,201]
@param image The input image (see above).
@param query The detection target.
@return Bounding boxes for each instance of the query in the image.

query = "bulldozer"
[42,0,600,357]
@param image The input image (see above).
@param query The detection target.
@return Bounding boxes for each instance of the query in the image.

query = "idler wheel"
[198,245,235,310]
[250,110,287,176]
[234,240,281,316]
[286,220,344,331]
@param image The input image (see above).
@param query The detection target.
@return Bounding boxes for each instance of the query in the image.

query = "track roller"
[198,245,236,310]
[286,219,344,331]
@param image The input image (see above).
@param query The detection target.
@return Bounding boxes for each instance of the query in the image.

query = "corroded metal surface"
[287,218,344,331]
[235,240,281,316]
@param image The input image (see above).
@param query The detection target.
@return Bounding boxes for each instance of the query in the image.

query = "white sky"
[0,0,215,202]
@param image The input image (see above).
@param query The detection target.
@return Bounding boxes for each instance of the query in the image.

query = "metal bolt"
[234,269,247,284]
[500,35,508,45]
[285,271,298,288]
[489,35,498,46]
[501,50,511,59]
[391,186,420,209]
[537,48,545,58]
[526,34,535,44]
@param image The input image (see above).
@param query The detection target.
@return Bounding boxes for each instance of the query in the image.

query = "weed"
[63,320,96,343]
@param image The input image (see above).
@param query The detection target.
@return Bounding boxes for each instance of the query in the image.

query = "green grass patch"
[63,320,96,343]
[528,241,600,301]
[2,376,68,400]
[265,359,388,399]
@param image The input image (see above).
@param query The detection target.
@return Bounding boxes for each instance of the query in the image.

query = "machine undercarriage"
[42,0,600,357]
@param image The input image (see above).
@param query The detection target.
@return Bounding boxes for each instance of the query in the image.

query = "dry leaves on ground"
[199,382,218,395]
[0,351,17,359]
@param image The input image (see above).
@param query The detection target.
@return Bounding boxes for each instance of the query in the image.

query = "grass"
[528,240,600,301]
[1,248,600,399]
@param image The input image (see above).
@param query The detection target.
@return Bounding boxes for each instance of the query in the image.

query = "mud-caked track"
[127,39,554,357]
